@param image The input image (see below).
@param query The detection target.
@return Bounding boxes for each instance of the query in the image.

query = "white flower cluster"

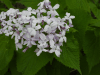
[0,0,75,57]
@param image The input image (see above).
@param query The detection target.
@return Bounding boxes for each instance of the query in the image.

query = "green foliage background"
[0,0,100,75]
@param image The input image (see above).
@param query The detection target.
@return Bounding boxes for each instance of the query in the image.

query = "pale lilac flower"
[16,43,23,50]
[6,8,19,16]
[47,34,55,48]
[0,0,75,57]
[36,43,48,56]
[49,45,61,57]
[22,46,29,53]
[64,12,75,24]
[69,23,74,27]
[56,30,66,43]
[0,12,6,20]
[47,4,59,17]
[27,7,32,11]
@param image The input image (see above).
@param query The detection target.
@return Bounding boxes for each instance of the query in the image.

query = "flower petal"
[35,25,41,30]
[40,9,46,13]
[27,7,32,11]
[56,34,61,37]
[40,33,46,40]
[49,49,55,53]
[69,16,75,19]
[66,12,70,17]
[31,41,36,45]
[62,30,65,36]
[53,4,60,9]
[43,49,48,52]
[59,37,63,42]
[55,50,61,57]
[44,25,50,31]
[36,50,42,56]
[69,19,72,24]
[47,11,52,16]
[63,36,66,42]
[50,40,54,48]
[54,10,59,16]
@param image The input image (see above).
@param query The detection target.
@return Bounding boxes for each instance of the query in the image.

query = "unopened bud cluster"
[0,0,75,57]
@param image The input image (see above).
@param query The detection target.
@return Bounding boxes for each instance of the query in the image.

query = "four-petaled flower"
[49,45,61,57]
[64,12,75,24]
[56,30,66,43]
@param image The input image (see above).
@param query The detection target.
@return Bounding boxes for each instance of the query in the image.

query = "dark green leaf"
[16,0,43,9]
[89,62,100,75]
[0,65,8,75]
[55,33,82,75]
[16,46,54,75]
[65,0,90,12]
[36,67,47,75]
[88,1,100,19]
[9,54,22,75]
[45,58,71,75]
[0,34,14,70]
[1,0,13,8]
[80,53,89,75]
[89,19,100,27]
[83,30,100,73]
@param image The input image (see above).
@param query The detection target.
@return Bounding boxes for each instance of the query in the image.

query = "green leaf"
[89,19,100,27]
[65,0,90,12]
[64,8,92,51]
[93,0,99,5]
[89,62,100,75]
[68,28,78,33]
[80,53,89,75]
[94,27,100,37]
[0,8,7,11]
[0,34,14,70]
[5,72,11,75]
[9,54,22,75]
[16,0,43,9]
[35,67,47,75]
[0,66,9,75]
[45,58,71,75]
[88,1,100,19]
[1,0,13,8]
[83,30,100,73]
[16,46,54,75]
[55,33,82,75]
[64,0,92,45]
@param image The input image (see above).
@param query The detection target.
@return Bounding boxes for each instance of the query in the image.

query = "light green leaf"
[16,46,54,75]
[55,33,82,75]
[0,34,14,70]
[83,30,100,73]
